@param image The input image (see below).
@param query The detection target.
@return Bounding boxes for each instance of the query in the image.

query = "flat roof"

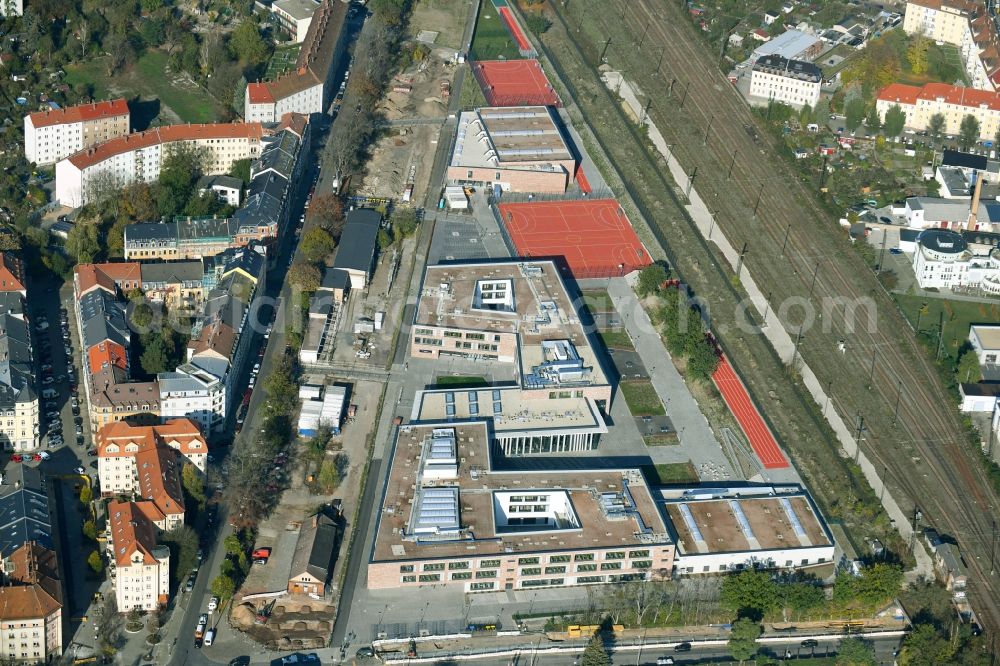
[415,261,608,386]
[372,422,670,563]
[451,107,572,169]
[971,324,1000,350]
[273,0,320,20]
[660,487,832,556]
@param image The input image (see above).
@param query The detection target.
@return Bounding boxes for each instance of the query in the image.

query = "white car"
[208,597,219,611]
[38,451,50,460]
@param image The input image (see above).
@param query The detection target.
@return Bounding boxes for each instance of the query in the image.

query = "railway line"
[541,0,1000,633]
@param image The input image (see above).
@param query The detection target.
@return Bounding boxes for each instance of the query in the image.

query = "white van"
[203,628,216,646]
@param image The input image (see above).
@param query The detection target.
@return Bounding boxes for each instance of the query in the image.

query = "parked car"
[74,466,85,474]
[208,597,219,611]
[184,578,195,593]
[38,451,50,460]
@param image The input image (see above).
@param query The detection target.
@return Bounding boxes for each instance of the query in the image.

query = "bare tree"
[96,594,123,657]
[79,17,90,58]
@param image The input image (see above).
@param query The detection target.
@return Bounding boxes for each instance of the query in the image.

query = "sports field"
[498,198,651,278]
[472,59,560,107]
[713,355,789,469]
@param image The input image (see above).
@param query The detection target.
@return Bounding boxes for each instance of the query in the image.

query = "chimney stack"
[969,170,985,231]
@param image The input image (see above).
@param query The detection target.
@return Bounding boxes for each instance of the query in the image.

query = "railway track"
[540,0,1000,633]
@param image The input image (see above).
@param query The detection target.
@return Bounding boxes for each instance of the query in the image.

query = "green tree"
[898,624,957,666]
[230,20,269,64]
[370,0,405,25]
[211,573,236,600]
[884,105,906,138]
[66,221,101,263]
[907,35,929,75]
[288,261,321,293]
[229,158,251,183]
[864,105,881,133]
[82,519,99,540]
[928,113,946,140]
[637,263,669,296]
[224,534,243,557]
[391,207,419,238]
[88,550,104,574]
[728,618,761,664]
[845,98,866,132]
[79,483,93,505]
[181,463,206,509]
[720,570,779,617]
[852,563,904,605]
[958,348,982,383]
[162,525,199,580]
[140,334,170,375]
[798,103,815,128]
[580,631,611,666]
[959,114,981,151]
[301,227,336,264]
[836,636,877,666]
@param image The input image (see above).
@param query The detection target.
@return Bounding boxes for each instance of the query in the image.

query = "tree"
[728,618,761,664]
[66,221,101,263]
[88,550,104,574]
[798,104,815,128]
[211,573,236,600]
[928,113,946,140]
[836,636,877,666]
[181,463,206,509]
[140,335,170,376]
[837,563,904,606]
[637,263,669,296]
[162,525,199,580]
[720,570,779,618]
[288,261,321,293]
[300,227,335,264]
[884,105,906,138]
[845,98,866,132]
[307,193,345,235]
[898,624,957,666]
[865,105,881,133]
[391,207,419,239]
[230,20,269,64]
[994,125,1000,153]
[580,631,611,666]
[224,534,243,557]
[228,158,251,183]
[79,483,93,505]
[958,348,982,383]
[907,35,929,75]
[96,594,123,657]
[370,0,405,25]
[83,520,99,540]
[959,114,981,151]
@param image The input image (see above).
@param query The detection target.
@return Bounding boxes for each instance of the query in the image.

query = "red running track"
[712,355,789,469]
[499,7,531,52]
[576,168,592,194]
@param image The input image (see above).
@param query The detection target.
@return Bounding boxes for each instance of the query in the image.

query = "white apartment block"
[903,0,999,91]
[24,99,130,166]
[245,81,324,123]
[272,0,320,42]
[911,229,1000,293]
[877,82,1000,140]
[55,123,265,208]
[106,501,170,613]
[157,368,228,435]
[747,55,822,109]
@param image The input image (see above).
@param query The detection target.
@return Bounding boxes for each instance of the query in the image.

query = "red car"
[252,547,272,560]
[11,454,23,462]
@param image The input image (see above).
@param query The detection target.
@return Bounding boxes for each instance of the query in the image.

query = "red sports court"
[499,199,651,278]
[713,355,790,469]
[473,59,561,107]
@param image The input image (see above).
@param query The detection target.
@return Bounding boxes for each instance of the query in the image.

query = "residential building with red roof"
[877,82,1000,139]
[903,0,1000,91]
[0,542,63,661]
[106,501,170,612]
[55,122,267,208]
[0,253,26,295]
[24,98,129,166]
[244,0,348,122]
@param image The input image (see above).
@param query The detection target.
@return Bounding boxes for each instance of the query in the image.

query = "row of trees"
[637,264,720,381]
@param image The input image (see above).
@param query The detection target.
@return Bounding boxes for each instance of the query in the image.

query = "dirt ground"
[358,124,439,202]
[379,50,458,122]
[407,0,472,51]
[232,598,336,650]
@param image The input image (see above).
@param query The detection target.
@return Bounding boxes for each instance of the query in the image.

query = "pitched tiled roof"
[878,82,1000,111]
[75,262,142,297]
[134,446,185,519]
[0,253,25,293]
[27,98,129,129]
[247,83,275,105]
[65,122,266,170]
[0,542,62,622]
[107,500,160,567]
[96,418,208,459]
[87,340,128,375]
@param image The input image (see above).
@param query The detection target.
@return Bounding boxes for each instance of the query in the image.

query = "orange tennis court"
[473,60,561,107]
[499,199,651,278]
[713,355,789,469]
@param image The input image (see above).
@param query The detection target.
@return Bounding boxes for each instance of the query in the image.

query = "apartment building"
[877,82,1000,140]
[272,0,321,42]
[0,254,39,451]
[910,228,1000,293]
[139,261,206,309]
[245,0,348,121]
[24,98,129,165]
[903,0,1000,90]
[106,500,171,612]
[747,55,822,109]
[446,107,577,193]
[0,542,63,662]
[368,421,675,591]
[197,175,243,208]
[55,122,267,208]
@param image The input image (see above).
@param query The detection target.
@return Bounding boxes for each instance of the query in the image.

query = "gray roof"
[176,217,237,241]
[937,167,970,196]
[320,267,349,292]
[0,310,34,408]
[936,542,968,576]
[197,175,244,191]
[222,246,267,283]
[0,464,52,557]
[125,222,177,243]
[79,289,130,349]
[273,0,321,21]
[289,507,341,583]
[906,197,970,222]
[942,149,987,171]
[333,209,381,274]
[752,29,821,59]
[253,130,301,181]
[140,261,204,285]
[752,55,822,82]
[917,229,968,254]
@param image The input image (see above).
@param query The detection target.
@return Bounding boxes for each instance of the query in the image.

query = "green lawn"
[64,50,223,125]
[643,462,699,484]
[598,329,634,350]
[894,294,1000,363]
[643,433,679,446]
[470,0,522,61]
[619,380,665,416]
[434,375,488,388]
[581,289,614,313]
